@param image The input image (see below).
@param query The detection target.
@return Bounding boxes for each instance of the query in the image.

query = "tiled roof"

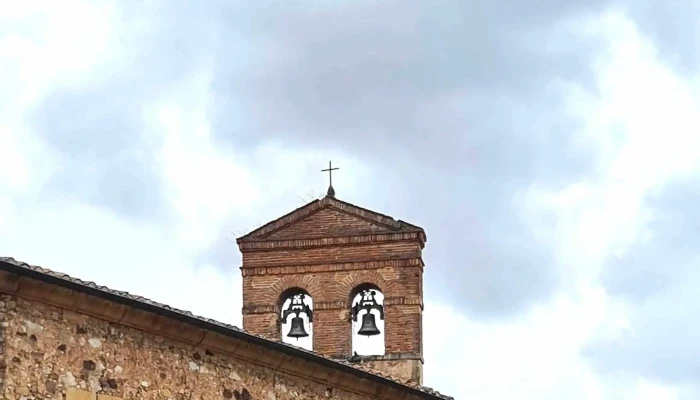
[0,257,452,400]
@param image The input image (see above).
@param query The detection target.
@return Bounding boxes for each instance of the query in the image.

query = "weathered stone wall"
[1,294,380,400]
[351,357,422,386]
[0,297,7,397]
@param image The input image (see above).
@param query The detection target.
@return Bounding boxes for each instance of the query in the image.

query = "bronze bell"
[357,312,381,336]
[287,316,309,339]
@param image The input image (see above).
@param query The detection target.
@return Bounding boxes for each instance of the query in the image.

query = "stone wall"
[0,294,384,400]
[1,297,7,397]
[350,356,422,388]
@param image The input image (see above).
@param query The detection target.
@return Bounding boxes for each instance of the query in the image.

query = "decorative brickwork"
[237,196,426,384]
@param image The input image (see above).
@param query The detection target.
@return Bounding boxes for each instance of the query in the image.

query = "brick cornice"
[244,296,421,314]
[239,231,426,251]
[335,352,425,364]
[240,300,354,314]
[240,258,424,276]
[384,296,424,309]
[242,304,276,315]
[316,300,348,310]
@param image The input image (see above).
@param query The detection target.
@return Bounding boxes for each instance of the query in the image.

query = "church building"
[0,180,452,399]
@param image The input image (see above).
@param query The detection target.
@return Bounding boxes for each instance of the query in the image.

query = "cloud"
[31,83,169,222]
[211,1,606,158]
[16,0,698,320]
[21,0,219,222]
[618,1,700,75]
[587,176,700,387]
[203,0,615,318]
[552,12,700,392]
[601,179,700,302]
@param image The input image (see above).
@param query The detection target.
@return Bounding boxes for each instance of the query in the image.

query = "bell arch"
[338,270,395,298]
[271,275,321,301]
[349,283,385,356]
[278,287,313,350]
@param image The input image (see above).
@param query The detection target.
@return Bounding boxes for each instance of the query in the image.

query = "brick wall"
[238,198,426,384]
[0,294,408,400]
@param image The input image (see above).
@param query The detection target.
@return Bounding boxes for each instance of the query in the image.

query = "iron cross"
[321,161,339,187]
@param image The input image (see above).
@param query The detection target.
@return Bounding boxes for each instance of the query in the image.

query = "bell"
[357,312,381,336]
[286,316,309,339]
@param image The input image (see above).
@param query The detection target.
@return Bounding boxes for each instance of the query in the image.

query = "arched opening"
[278,288,313,350]
[350,283,385,356]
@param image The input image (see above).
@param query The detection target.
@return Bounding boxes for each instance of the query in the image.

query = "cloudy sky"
[2,1,700,398]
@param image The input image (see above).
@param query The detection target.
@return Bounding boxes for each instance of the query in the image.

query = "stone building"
[0,192,451,400]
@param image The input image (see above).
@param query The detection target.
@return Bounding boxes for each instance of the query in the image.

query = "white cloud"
[541,10,700,283]
[423,284,615,398]
[530,9,700,397]
[418,8,700,399]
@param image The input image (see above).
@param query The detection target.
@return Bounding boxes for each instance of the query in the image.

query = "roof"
[236,195,426,243]
[0,257,452,400]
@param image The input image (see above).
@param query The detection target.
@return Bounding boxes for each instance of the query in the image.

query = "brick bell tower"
[236,172,426,384]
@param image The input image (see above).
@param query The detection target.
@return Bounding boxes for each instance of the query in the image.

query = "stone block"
[66,388,96,400]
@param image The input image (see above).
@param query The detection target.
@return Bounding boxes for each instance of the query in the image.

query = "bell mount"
[282,293,313,340]
[351,289,384,337]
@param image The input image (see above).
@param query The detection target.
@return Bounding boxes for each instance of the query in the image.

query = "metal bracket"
[281,293,313,322]
[351,289,384,322]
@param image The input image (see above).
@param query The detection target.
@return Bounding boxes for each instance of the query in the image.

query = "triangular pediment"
[236,196,424,242]
[264,207,393,240]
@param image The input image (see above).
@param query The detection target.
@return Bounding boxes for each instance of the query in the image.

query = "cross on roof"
[321,161,339,197]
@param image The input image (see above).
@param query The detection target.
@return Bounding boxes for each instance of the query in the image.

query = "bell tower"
[236,186,426,384]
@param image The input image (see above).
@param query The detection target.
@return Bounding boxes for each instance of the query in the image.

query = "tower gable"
[264,207,397,240]
[237,196,425,243]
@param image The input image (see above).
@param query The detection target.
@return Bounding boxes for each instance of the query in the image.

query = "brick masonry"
[237,196,426,384]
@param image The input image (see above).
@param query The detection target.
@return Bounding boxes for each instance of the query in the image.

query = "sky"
[1,1,700,399]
